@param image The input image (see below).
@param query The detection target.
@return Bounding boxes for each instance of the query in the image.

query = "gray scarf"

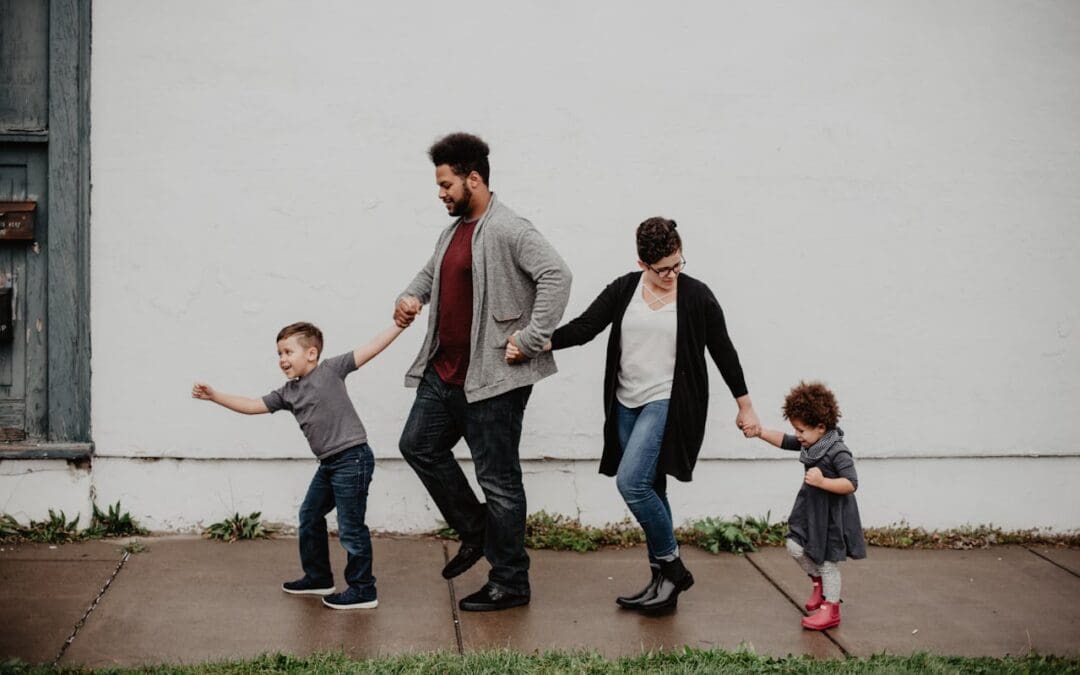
[801,427,843,466]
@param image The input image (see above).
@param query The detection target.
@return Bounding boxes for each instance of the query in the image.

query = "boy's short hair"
[276,322,324,357]
[636,217,682,264]
[783,381,841,429]
[429,132,491,185]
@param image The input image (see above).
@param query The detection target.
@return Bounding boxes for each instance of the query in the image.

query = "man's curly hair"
[782,381,841,429]
[636,217,682,265]
[429,132,491,185]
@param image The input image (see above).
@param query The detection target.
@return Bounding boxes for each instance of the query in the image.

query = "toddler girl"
[752,381,866,630]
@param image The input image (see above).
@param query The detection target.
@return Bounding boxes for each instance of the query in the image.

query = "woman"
[507,217,759,612]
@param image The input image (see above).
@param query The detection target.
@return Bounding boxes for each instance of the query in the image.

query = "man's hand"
[504,331,529,364]
[394,296,422,328]
[192,382,215,401]
[735,406,761,438]
[804,467,825,488]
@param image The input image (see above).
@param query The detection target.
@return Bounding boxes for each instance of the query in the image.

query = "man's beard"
[449,185,473,217]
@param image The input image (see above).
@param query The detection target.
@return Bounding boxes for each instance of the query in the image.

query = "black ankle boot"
[616,564,661,608]
[636,557,694,613]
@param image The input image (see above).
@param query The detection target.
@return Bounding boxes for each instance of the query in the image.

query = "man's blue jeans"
[399,367,532,595]
[615,399,677,562]
[298,444,376,594]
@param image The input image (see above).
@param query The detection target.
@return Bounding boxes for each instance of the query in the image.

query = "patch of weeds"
[679,513,789,554]
[865,521,1080,550]
[203,511,274,542]
[23,509,83,544]
[86,501,149,538]
[122,539,148,554]
[0,513,21,540]
[525,511,644,552]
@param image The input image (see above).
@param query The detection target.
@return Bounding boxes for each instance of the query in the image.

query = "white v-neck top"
[616,276,677,408]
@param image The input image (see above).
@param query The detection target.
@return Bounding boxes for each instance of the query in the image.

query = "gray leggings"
[786,539,841,602]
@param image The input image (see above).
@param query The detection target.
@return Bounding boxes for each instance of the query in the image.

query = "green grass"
[2,649,1078,674]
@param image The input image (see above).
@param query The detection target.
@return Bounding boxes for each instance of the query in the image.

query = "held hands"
[394,296,422,328]
[191,382,215,401]
[804,467,825,488]
[735,407,761,438]
[504,331,528,364]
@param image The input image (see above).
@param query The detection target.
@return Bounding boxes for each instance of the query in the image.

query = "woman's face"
[639,249,685,290]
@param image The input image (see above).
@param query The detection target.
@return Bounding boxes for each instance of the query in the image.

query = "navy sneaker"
[322,586,378,610]
[281,577,335,596]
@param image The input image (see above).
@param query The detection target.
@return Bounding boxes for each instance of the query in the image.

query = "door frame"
[0,0,92,456]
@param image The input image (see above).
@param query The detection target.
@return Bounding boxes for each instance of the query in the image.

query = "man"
[395,132,571,611]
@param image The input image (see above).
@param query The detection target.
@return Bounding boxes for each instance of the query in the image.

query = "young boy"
[192,321,404,609]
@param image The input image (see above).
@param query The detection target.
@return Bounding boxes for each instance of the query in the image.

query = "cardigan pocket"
[490,310,524,348]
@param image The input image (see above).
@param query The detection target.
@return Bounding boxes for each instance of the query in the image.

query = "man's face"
[435,164,473,217]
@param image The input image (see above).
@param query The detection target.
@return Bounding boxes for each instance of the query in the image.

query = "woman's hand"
[735,404,760,438]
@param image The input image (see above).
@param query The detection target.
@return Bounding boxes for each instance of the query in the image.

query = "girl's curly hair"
[782,381,841,429]
[636,217,682,265]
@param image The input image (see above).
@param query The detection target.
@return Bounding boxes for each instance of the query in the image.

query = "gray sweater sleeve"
[832,451,859,490]
[512,226,572,357]
[781,434,802,451]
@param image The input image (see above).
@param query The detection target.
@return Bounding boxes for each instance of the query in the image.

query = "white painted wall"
[11,1,1080,531]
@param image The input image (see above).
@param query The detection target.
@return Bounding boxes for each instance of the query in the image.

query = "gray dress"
[782,428,867,565]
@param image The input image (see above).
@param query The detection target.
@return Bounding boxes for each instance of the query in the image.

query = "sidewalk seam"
[742,553,850,657]
[53,549,131,666]
[442,541,465,655]
[1024,546,1080,579]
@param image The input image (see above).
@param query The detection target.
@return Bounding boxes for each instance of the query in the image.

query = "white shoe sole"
[282,585,336,596]
[322,598,379,610]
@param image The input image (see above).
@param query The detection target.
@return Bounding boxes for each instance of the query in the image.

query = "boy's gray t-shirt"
[262,352,368,461]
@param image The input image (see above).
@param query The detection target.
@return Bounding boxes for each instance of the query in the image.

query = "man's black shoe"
[442,543,485,579]
[458,582,530,612]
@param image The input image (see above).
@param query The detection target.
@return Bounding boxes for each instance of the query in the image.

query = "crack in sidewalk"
[442,541,465,655]
[1024,546,1080,580]
[53,549,132,666]
[742,553,850,657]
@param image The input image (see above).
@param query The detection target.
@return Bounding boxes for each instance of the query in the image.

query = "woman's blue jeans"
[298,444,375,593]
[615,399,677,562]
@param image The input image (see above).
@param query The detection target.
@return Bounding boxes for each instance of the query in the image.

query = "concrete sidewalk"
[1,536,1078,667]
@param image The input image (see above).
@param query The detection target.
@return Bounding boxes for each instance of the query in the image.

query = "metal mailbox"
[0,201,36,241]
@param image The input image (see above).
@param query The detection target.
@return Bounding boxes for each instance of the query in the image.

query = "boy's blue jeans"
[615,399,677,562]
[399,366,532,596]
[298,443,375,594]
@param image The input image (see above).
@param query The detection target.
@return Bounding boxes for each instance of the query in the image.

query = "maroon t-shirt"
[433,219,478,385]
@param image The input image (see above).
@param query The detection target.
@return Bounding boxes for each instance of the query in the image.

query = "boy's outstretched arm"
[353,324,406,369]
[192,383,269,415]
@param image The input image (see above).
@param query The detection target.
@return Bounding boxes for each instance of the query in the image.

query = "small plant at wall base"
[0,513,21,540]
[86,500,149,538]
[678,513,790,554]
[23,509,83,544]
[203,511,274,542]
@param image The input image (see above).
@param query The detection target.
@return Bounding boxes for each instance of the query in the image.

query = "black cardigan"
[551,272,749,482]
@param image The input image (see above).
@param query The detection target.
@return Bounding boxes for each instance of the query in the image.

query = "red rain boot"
[801,601,841,630]
[805,576,823,611]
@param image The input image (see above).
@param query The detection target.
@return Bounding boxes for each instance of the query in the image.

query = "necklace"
[643,282,676,307]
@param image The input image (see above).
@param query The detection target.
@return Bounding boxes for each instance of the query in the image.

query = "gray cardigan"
[399,194,572,402]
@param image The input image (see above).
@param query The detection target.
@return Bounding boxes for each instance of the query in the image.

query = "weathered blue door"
[0,0,90,448]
